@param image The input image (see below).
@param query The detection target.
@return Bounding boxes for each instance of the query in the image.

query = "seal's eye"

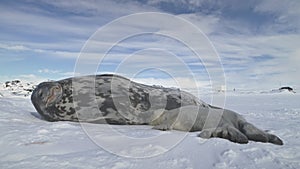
[38,89,43,97]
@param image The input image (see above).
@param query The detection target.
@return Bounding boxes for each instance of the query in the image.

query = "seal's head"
[31,82,62,121]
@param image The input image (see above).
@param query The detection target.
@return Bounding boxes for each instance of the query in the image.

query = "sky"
[0,0,299,92]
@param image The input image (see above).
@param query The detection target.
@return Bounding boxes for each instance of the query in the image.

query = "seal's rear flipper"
[267,133,284,145]
[240,122,283,145]
[198,126,249,144]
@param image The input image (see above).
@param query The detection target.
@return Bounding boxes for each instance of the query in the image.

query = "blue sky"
[0,0,299,91]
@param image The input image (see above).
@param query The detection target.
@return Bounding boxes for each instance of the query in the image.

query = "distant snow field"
[0,82,299,169]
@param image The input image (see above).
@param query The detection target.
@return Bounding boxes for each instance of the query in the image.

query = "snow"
[0,85,300,169]
[0,80,35,98]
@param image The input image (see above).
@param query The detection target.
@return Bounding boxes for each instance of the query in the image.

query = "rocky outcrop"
[1,80,36,97]
[279,86,295,93]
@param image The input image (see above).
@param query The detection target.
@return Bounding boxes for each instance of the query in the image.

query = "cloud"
[36,69,81,80]
[0,74,47,83]
[0,43,30,51]
[211,33,300,88]
[0,6,90,42]
[38,69,60,74]
[0,0,299,91]
[254,0,300,31]
[133,76,211,89]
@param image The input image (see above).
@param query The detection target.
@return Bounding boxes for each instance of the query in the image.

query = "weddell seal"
[31,74,283,145]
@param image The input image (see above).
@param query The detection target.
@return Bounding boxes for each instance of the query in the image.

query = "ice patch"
[37,129,50,134]
[221,149,237,159]
[110,162,131,169]
[119,144,167,158]
[50,123,77,129]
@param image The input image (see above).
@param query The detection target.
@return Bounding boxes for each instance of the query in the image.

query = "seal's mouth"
[45,85,62,107]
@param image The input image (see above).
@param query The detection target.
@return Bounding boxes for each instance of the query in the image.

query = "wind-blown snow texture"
[0,85,299,168]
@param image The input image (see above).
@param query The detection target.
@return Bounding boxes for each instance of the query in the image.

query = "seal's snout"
[32,82,62,107]
[31,82,62,121]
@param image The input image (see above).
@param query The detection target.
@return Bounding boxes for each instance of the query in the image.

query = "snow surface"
[0,87,300,169]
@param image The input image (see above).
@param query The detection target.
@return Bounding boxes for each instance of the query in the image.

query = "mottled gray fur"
[31,74,283,145]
